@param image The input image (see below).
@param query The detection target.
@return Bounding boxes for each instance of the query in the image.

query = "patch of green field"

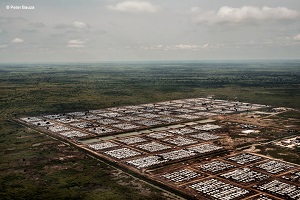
[256,144,300,165]
[276,111,300,119]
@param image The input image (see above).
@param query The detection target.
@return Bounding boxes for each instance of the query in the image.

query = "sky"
[0,0,300,63]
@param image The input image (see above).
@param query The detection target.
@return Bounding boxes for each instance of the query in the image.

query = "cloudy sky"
[0,0,300,63]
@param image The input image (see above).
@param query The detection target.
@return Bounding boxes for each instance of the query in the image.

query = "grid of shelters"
[163,136,198,146]
[192,124,222,131]
[19,98,277,198]
[190,132,221,141]
[199,160,236,174]
[227,153,263,165]
[159,149,196,161]
[135,142,171,152]
[161,169,202,183]
[146,132,173,139]
[48,125,71,132]
[168,128,195,135]
[220,167,269,184]
[58,130,89,138]
[104,148,142,159]
[117,136,147,145]
[189,178,250,200]
[256,160,295,174]
[187,143,223,154]
[88,142,119,151]
[88,127,115,135]
[20,97,268,140]
[126,156,167,169]
[255,180,300,200]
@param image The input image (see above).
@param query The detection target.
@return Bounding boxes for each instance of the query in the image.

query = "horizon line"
[1,58,300,65]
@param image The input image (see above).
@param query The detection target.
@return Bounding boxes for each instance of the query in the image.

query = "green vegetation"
[0,61,299,199]
[256,144,300,165]
[1,62,299,119]
[0,120,164,200]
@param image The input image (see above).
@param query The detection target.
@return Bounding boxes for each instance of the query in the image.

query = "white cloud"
[55,21,90,31]
[67,39,86,48]
[174,44,211,50]
[174,44,200,50]
[145,44,213,51]
[108,1,159,13]
[0,28,4,34]
[193,6,299,24]
[0,44,8,48]
[72,21,90,29]
[11,38,24,43]
[294,34,300,41]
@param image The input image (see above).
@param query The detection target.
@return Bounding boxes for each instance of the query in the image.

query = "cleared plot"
[67,111,86,116]
[227,153,263,165]
[88,142,118,150]
[89,109,106,114]
[192,124,221,131]
[159,149,196,161]
[146,132,173,139]
[255,180,300,200]
[126,156,167,169]
[20,117,43,122]
[189,178,250,200]
[161,169,202,183]
[220,168,269,184]
[194,112,217,117]
[168,128,195,135]
[135,142,171,152]
[104,148,141,159]
[163,136,198,146]
[199,160,236,174]
[190,132,221,141]
[48,125,71,133]
[58,130,89,138]
[122,105,144,110]
[117,137,147,145]
[188,143,223,154]
[256,160,295,174]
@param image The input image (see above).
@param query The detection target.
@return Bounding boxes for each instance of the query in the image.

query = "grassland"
[0,61,299,199]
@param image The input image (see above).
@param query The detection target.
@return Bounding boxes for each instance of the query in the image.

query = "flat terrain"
[1,61,299,199]
[16,97,300,200]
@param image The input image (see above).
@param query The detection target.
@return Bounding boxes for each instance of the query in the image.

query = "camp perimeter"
[17,97,300,200]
